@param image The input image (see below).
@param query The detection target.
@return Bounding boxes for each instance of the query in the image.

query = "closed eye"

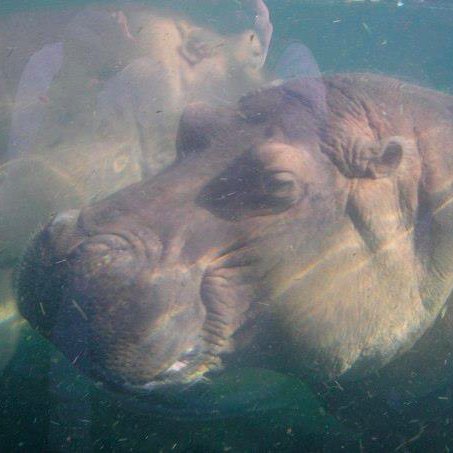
[197,153,304,220]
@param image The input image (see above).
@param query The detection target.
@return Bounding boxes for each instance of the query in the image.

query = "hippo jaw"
[15,208,242,392]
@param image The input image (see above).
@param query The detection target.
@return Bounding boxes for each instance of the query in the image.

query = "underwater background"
[2,1,453,451]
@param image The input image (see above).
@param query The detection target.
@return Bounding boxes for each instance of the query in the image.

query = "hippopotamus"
[0,1,272,266]
[0,2,277,380]
[17,73,453,401]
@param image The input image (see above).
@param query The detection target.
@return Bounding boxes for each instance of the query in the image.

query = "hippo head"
[16,75,453,392]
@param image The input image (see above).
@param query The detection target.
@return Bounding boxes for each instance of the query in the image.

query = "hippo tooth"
[166,360,188,373]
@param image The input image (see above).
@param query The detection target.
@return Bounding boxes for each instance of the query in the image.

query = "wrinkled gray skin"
[17,74,453,395]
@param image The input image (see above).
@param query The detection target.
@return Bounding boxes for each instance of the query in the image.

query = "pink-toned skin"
[0,2,274,268]
[112,10,138,43]
[250,0,273,67]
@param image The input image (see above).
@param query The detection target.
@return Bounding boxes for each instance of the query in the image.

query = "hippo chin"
[16,74,453,395]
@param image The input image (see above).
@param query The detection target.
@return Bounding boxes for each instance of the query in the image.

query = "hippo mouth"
[83,327,225,394]
[115,344,221,393]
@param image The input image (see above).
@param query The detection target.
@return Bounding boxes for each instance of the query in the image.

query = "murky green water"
[2,1,453,451]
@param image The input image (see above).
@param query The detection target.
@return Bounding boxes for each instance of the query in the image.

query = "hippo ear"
[177,21,217,66]
[367,137,404,179]
[347,136,404,179]
[176,103,221,159]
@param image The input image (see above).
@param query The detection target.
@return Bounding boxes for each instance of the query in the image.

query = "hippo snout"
[16,208,210,390]
[16,210,82,334]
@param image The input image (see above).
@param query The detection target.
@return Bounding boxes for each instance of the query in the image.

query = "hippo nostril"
[69,234,141,282]
[74,234,132,255]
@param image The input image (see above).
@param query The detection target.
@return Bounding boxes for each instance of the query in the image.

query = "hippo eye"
[261,171,297,197]
[197,152,304,220]
[259,170,303,213]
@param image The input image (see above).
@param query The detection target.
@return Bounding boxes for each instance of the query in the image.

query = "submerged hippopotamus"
[16,74,453,398]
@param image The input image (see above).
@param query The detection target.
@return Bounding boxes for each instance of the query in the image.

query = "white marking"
[167,360,188,373]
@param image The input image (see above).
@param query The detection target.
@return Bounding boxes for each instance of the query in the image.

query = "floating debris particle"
[362,22,371,34]
[71,299,88,320]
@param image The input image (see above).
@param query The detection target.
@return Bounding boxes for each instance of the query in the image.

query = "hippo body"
[16,74,453,403]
